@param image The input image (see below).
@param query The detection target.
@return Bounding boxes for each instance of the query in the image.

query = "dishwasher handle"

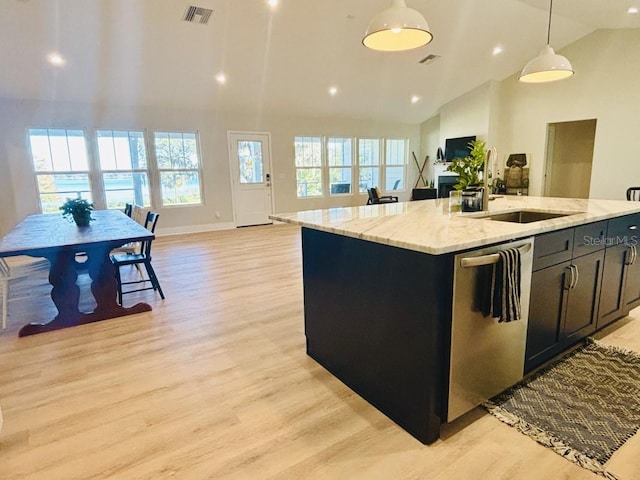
[459,242,532,268]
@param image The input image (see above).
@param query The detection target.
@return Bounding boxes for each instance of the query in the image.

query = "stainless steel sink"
[475,210,581,223]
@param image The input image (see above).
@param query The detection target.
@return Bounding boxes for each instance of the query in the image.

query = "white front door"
[228,132,273,227]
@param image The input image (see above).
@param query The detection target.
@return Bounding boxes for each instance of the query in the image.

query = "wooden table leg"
[83,246,151,321]
[19,248,151,337]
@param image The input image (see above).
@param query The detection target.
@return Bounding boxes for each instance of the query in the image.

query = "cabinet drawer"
[607,213,640,242]
[573,221,607,257]
[533,229,574,271]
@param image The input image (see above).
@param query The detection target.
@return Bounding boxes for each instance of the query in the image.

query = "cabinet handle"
[629,225,638,231]
[572,264,579,289]
[632,245,638,265]
[625,246,635,266]
[565,265,577,290]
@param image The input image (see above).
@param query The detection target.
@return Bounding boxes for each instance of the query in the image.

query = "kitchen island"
[271,196,640,444]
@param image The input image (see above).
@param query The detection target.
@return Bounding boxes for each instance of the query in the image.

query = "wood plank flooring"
[0,224,638,479]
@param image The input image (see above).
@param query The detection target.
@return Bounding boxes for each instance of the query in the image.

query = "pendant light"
[362,0,433,52]
[519,0,574,83]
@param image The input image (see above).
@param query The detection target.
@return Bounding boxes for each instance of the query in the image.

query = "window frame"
[327,136,354,196]
[357,137,382,194]
[28,127,208,214]
[152,131,205,207]
[27,128,93,214]
[294,135,324,198]
[95,129,152,209]
[383,138,408,193]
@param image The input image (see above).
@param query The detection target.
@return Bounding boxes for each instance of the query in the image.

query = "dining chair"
[111,204,149,261]
[0,256,50,330]
[626,187,640,201]
[110,212,165,306]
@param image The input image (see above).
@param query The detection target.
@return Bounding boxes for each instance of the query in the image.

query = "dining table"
[0,209,155,336]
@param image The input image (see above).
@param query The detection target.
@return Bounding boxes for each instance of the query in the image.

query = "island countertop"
[270,196,640,255]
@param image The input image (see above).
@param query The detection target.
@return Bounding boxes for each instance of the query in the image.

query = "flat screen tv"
[444,135,476,161]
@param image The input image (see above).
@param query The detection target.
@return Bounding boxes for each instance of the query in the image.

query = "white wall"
[498,29,640,199]
[419,115,440,186]
[0,98,419,235]
[420,81,501,184]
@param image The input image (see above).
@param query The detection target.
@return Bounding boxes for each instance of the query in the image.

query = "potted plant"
[446,139,488,190]
[60,198,94,227]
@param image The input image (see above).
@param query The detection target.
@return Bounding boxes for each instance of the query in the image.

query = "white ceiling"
[0,0,638,124]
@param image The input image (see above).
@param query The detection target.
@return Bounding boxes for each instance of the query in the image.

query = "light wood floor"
[0,224,639,480]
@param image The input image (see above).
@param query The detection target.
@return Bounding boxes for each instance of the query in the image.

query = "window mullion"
[147,129,161,210]
[87,129,106,209]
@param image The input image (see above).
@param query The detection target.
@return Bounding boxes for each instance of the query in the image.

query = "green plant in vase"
[60,198,94,227]
[446,139,488,190]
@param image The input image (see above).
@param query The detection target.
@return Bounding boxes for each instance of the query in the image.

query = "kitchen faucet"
[483,147,497,211]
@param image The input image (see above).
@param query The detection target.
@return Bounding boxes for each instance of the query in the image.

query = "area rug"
[484,339,640,480]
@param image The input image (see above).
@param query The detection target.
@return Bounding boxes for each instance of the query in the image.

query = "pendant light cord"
[547,0,553,45]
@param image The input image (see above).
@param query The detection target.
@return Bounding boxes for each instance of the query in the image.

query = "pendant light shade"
[362,0,433,52]
[519,0,574,83]
[519,45,574,83]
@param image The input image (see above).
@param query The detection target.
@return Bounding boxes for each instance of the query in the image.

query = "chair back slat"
[141,212,159,257]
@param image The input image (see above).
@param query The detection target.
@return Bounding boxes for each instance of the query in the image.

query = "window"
[154,132,202,206]
[237,140,264,184]
[28,128,92,213]
[385,139,407,191]
[295,136,322,197]
[327,137,353,195]
[96,130,150,209]
[358,138,381,193]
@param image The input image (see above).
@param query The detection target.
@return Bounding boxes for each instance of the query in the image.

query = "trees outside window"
[295,136,323,197]
[153,132,203,206]
[97,130,150,209]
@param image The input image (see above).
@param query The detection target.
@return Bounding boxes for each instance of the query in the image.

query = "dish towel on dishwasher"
[489,247,522,322]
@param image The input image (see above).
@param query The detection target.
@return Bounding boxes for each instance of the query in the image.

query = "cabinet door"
[624,246,640,313]
[563,250,604,345]
[598,244,629,329]
[525,262,569,372]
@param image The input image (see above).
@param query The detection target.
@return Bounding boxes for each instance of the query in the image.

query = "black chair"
[124,203,133,217]
[627,187,640,201]
[111,211,165,306]
[366,187,398,205]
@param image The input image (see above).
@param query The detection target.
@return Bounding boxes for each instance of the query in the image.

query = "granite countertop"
[270,196,640,255]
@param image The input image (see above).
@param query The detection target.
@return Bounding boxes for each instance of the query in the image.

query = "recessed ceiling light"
[329,86,338,96]
[410,95,421,104]
[492,45,503,56]
[267,0,278,7]
[47,52,66,66]
[215,73,226,84]
[628,6,638,14]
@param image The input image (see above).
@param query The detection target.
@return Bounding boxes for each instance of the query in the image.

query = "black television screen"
[445,135,476,161]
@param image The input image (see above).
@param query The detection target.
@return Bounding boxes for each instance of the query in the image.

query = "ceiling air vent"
[183,5,213,25]
[418,54,441,65]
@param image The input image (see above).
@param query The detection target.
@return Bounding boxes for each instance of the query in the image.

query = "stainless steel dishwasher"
[447,237,534,422]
